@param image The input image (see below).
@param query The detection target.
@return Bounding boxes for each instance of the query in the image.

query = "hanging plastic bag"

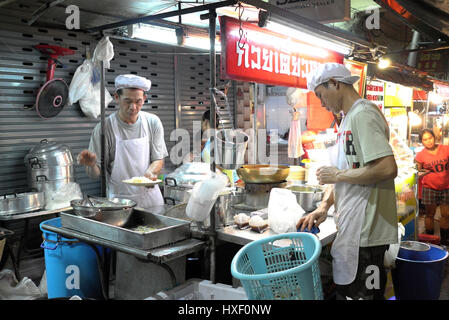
[92,36,114,70]
[384,223,405,269]
[68,59,93,106]
[79,80,113,118]
[268,188,305,234]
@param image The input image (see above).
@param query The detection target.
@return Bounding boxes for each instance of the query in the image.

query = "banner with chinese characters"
[365,79,385,111]
[219,16,344,88]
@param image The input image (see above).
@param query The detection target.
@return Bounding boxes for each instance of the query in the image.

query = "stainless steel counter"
[216,216,337,247]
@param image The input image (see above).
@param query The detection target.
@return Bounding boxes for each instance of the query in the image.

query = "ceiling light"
[265,21,352,55]
[378,57,391,69]
[131,24,178,45]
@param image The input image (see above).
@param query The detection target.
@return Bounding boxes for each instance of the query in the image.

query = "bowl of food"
[70,196,137,227]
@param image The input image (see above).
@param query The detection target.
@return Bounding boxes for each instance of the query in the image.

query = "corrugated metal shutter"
[0,9,178,196]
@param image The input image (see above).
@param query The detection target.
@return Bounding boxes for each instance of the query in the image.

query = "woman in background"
[415,129,449,245]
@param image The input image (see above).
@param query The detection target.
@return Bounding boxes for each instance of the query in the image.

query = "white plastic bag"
[69,59,93,105]
[79,80,113,118]
[268,188,305,234]
[44,182,83,210]
[92,36,114,69]
[384,223,405,268]
[186,174,227,222]
[0,269,43,300]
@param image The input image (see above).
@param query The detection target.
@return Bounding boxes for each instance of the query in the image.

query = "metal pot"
[0,191,45,216]
[164,163,213,203]
[216,187,246,226]
[215,129,249,170]
[31,176,73,193]
[237,164,290,184]
[24,139,73,168]
[70,197,136,227]
[27,163,74,183]
[287,185,324,212]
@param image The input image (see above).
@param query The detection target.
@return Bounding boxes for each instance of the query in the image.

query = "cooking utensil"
[70,197,137,227]
[0,191,45,216]
[287,185,324,212]
[215,129,249,171]
[34,45,75,119]
[237,164,290,184]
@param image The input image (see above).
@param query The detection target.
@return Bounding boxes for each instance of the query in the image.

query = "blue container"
[392,242,448,300]
[231,232,323,300]
[40,217,103,299]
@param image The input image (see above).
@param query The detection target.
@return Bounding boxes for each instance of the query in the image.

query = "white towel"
[288,111,304,158]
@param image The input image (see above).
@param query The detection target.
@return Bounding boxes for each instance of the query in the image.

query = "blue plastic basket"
[231,232,323,300]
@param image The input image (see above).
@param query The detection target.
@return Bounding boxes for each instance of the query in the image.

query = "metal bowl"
[237,165,290,184]
[70,197,136,227]
[287,185,324,212]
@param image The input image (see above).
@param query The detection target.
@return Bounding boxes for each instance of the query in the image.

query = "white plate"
[122,179,162,187]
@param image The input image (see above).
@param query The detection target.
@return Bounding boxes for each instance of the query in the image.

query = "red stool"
[418,233,440,245]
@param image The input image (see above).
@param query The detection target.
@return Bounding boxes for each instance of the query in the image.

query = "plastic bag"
[44,182,83,210]
[0,269,43,300]
[92,36,114,70]
[69,59,93,105]
[186,174,227,222]
[268,188,305,234]
[79,80,113,118]
[384,223,405,268]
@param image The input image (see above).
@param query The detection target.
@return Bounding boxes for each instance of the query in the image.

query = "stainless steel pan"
[0,191,45,216]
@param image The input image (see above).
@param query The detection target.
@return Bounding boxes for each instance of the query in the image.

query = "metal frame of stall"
[89,0,376,284]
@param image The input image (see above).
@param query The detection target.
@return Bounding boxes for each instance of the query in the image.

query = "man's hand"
[144,170,158,188]
[296,207,328,231]
[316,166,340,184]
[77,150,97,167]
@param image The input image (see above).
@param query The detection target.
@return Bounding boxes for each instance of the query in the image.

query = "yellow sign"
[384,82,413,107]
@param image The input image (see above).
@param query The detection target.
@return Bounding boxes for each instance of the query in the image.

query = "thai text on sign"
[219,16,343,88]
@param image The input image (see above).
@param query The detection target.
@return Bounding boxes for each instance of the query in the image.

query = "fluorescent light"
[131,24,178,45]
[184,36,221,52]
[266,21,352,55]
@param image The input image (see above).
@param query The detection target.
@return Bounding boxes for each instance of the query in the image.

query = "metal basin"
[287,185,324,212]
[237,165,290,184]
[0,191,45,215]
[70,197,137,227]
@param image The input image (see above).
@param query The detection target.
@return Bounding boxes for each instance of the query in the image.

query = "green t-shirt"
[340,99,398,247]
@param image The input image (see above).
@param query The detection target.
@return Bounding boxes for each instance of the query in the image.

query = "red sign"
[219,16,344,88]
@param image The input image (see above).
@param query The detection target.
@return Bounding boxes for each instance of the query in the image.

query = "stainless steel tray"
[60,209,191,250]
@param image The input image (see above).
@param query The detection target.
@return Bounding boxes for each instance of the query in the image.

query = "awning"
[370,64,433,91]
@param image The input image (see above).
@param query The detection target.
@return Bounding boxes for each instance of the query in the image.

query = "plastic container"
[231,232,323,300]
[392,242,448,300]
[145,278,248,300]
[39,217,103,299]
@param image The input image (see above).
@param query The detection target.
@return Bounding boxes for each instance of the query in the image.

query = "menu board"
[365,79,385,111]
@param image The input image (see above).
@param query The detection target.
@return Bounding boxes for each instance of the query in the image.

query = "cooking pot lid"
[36,78,68,119]
[27,139,60,155]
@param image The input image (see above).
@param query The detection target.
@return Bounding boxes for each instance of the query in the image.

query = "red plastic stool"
[418,233,440,245]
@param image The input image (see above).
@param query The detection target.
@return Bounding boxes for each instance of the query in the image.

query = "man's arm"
[297,184,334,231]
[316,155,397,185]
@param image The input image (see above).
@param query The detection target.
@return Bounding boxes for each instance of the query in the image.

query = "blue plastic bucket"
[39,217,103,299]
[392,242,448,300]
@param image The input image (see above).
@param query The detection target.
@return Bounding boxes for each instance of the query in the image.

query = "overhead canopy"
[370,64,434,91]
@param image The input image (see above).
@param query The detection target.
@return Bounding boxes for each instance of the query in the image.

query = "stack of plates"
[287,166,306,182]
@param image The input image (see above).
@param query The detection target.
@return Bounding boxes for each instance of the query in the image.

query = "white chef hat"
[114,74,152,92]
[307,62,359,92]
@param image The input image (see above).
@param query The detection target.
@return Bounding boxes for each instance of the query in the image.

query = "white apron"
[328,115,372,285]
[107,115,164,209]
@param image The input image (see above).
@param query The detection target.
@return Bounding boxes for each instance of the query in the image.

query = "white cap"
[307,62,359,92]
[115,74,152,92]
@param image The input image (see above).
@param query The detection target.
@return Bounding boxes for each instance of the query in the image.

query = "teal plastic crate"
[231,232,323,300]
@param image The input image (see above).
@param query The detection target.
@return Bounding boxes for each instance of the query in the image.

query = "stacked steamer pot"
[24,139,76,208]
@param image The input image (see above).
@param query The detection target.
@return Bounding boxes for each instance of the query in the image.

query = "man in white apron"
[77,74,168,209]
[297,63,398,300]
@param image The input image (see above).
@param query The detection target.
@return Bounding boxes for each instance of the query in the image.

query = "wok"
[237,165,290,184]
